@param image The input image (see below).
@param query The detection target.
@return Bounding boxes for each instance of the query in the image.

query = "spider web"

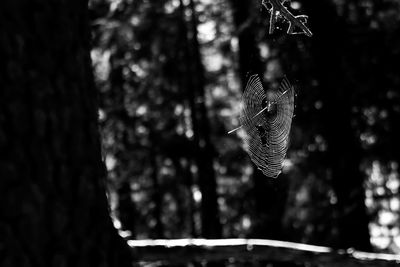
[239,74,295,178]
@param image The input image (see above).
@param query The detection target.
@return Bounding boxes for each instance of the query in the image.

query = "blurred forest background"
[89,0,400,254]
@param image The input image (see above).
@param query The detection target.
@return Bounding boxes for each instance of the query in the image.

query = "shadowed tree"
[0,1,133,266]
[302,0,372,251]
[117,181,138,235]
[230,0,288,240]
[178,0,222,238]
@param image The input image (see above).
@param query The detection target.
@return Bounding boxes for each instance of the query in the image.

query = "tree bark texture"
[0,1,133,266]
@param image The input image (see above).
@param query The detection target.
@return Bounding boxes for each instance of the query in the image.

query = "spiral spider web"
[235,74,295,178]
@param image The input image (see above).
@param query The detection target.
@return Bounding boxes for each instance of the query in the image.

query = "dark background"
[89,0,400,254]
[1,0,400,266]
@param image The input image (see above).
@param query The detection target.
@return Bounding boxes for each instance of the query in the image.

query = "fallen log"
[128,238,400,266]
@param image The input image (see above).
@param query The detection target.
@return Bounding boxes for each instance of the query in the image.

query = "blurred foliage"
[89,0,400,254]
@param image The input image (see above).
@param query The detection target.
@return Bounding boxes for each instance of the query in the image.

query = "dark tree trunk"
[230,0,287,239]
[188,0,222,239]
[303,0,371,251]
[0,1,133,266]
[149,131,165,238]
[117,181,137,235]
[230,0,264,84]
[178,0,222,238]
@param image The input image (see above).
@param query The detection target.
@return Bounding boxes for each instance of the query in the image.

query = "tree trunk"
[117,181,137,235]
[230,0,264,84]
[303,0,371,251]
[178,0,222,238]
[0,1,133,266]
[149,131,165,238]
[230,0,287,239]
